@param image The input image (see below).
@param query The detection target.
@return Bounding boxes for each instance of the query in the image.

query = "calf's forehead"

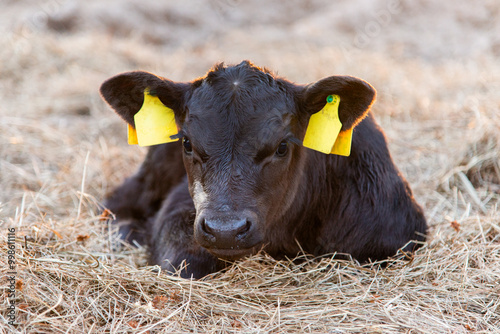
[185,82,295,145]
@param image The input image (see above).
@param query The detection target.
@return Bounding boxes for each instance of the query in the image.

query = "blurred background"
[1,0,499,224]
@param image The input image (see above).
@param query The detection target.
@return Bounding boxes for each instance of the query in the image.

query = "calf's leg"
[148,180,220,279]
[105,142,185,245]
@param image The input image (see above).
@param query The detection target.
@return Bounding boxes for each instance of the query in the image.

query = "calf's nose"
[200,217,252,249]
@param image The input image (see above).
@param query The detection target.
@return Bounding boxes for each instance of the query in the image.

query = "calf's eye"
[275,141,288,157]
[183,137,192,154]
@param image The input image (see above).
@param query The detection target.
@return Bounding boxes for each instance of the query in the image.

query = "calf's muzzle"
[194,210,261,260]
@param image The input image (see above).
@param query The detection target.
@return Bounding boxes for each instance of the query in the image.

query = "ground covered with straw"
[1,1,499,333]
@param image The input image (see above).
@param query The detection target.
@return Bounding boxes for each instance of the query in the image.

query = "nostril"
[235,219,251,239]
[201,218,214,236]
[201,219,212,234]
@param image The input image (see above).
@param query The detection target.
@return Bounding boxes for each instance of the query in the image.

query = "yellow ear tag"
[331,128,353,156]
[132,89,179,147]
[303,94,343,154]
[127,123,139,145]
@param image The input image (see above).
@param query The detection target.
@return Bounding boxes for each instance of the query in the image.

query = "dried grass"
[2,210,499,333]
[1,1,500,333]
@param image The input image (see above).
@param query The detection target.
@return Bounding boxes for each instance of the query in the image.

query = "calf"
[100,61,427,278]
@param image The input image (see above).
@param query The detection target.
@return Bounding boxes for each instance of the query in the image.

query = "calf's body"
[101,61,427,278]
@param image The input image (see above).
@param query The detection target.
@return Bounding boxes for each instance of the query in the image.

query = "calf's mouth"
[206,244,262,261]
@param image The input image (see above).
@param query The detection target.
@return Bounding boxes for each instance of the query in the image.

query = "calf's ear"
[99,71,189,126]
[302,75,376,131]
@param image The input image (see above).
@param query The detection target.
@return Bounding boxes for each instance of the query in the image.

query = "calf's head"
[100,61,375,260]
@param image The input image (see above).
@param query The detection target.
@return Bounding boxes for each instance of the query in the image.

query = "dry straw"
[1,209,499,333]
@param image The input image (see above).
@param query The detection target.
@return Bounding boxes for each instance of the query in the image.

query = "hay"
[1,0,500,332]
[2,212,499,333]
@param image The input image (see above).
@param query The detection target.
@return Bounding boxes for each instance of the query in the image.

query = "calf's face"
[100,61,376,260]
[182,76,307,259]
